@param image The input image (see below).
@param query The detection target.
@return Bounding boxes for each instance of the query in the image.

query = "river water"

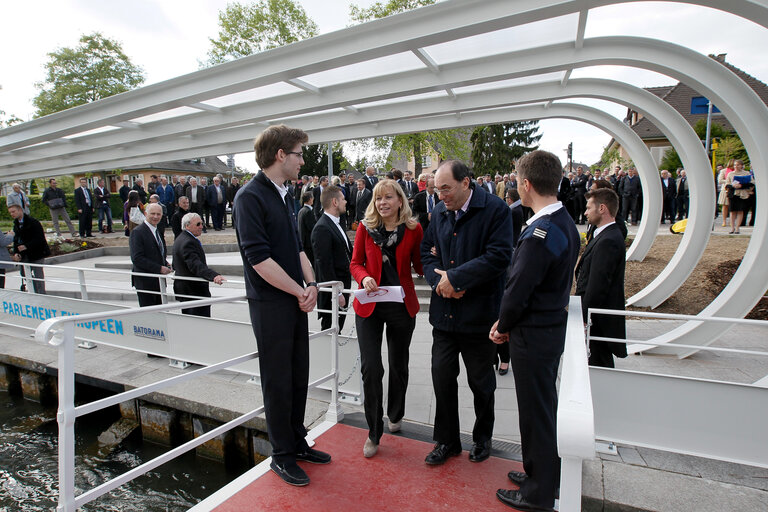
[0,390,248,511]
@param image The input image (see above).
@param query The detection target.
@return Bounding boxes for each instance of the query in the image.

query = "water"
[0,391,249,511]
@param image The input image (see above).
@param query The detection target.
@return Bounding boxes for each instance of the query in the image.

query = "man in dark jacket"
[42,178,76,238]
[9,205,50,294]
[353,179,372,223]
[172,212,225,317]
[94,178,113,233]
[660,170,676,224]
[129,203,172,307]
[576,188,626,368]
[491,150,579,512]
[171,196,190,238]
[186,177,207,233]
[570,166,589,224]
[119,178,132,203]
[227,176,241,225]
[297,192,316,267]
[412,177,439,231]
[311,186,352,331]
[421,160,513,466]
[620,168,642,225]
[74,178,94,238]
[132,178,148,204]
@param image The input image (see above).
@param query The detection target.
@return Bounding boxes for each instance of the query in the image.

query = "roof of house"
[121,156,234,175]
[628,54,768,141]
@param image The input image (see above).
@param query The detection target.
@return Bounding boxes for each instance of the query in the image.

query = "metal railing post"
[22,263,34,294]
[325,282,344,423]
[54,322,76,512]
[77,269,89,300]
[159,277,168,304]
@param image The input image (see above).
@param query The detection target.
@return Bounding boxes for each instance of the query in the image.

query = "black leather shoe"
[508,470,527,486]
[425,442,462,465]
[270,460,309,486]
[498,365,509,376]
[296,448,331,464]
[496,489,553,511]
[469,440,492,462]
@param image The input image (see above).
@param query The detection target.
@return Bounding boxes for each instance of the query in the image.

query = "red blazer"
[350,222,424,318]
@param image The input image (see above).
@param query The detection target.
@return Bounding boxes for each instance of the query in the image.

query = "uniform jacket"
[575,222,627,357]
[350,222,423,318]
[497,206,579,333]
[421,185,513,333]
[172,230,219,298]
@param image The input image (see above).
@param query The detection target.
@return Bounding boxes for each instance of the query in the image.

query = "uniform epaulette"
[533,227,547,239]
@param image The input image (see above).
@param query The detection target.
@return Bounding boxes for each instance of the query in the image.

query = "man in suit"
[491,150,580,512]
[344,174,357,228]
[9,205,50,294]
[311,185,352,331]
[6,183,30,215]
[174,176,187,206]
[130,203,172,307]
[74,178,94,238]
[173,212,226,317]
[206,176,227,230]
[234,124,329,487]
[620,167,642,225]
[297,192,316,267]
[363,166,378,191]
[119,178,132,203]
[401,170,419,203]
[660,170,676,224]
[570,166,589,224]
[421,160,514,466]
[132,178,148,204]
[171,196,190,238]
[186,177,207,233]
[676,168,689,220]
[412,177,439,231]
[557,173,571,211]
[312,176,328,219]
[576,188,627,368]
[94,178,114,234]
[353,179,372,223]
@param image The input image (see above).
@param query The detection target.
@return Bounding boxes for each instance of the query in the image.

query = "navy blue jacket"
[234,172,304,301]
[421,185,514,334]
[497,206,579,332]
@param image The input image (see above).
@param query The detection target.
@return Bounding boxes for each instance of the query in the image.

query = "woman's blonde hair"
[363,179,419,230]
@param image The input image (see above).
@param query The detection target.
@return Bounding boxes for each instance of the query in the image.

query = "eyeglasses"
[284,150,304,157]
[194,222,203,226]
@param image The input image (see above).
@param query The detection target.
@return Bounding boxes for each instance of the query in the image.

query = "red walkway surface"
[214,423,525,512]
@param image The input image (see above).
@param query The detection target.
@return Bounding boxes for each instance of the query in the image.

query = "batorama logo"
[133,325,166,341]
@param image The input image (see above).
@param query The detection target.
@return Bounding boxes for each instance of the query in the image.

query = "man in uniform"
[491,150,579,512]
[234,124,330,487]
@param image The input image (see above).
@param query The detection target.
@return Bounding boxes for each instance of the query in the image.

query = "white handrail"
[35,281,345,512]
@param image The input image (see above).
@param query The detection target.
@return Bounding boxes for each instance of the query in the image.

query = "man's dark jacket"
[412,190,440,231]
[129,222,168,291]
[575,222,627,358]
[172,230,219,299]
[13,214,50,261]
[42,187,67,209]
[421,185,513,334]
[132,184,148,204]
[170,208,189,238]
[234,171,304,300]
[297,205,316,265]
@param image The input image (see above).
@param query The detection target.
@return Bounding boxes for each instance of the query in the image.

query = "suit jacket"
[676,176,689,197]
[364,175,378,191]
[206,184,226,206]
[401,180,418,199]
[660,177,676,200]
[353,188,372,221]
[94,186,111,208]
[172,230,219,298]
[350,222,423,318]
[227,184,241,205]
[297,205,316,264]
[575,222,626,357]
[557,176,571,203]
[13,214,50,261]
[129,222,168,290]
[186,186,206,208]
[412,190,439,230]
[156,184,175,206]
[311,214,352,313]
[170,208,189,237]
[312,186,324,219]
[132,184,148,204]
[74,187,94,212]
[620,175,641,198]
[572,174,589,197]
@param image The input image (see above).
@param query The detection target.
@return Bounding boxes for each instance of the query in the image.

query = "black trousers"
[509,324,565,509]
[622,195,639,224]
[212,203,225,230]
[661,198,675,223]
[135,276,163,307]
[175,286,211,317]
[431,328,496,445]
[19,259,46,294]
[496,339,510,364]
[356,302,415,443]
[79,207,93,236]
[0,269,4,288]
[248,298,310,464]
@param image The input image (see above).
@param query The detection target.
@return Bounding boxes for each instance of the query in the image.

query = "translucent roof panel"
[452,72,566,95]
[64,125,120,139]
[568,65,676,90]
[350,90,450,109]
[130,106,203,124]
[423,13,579,67]
[205,82,304,108]
[297,51,425,89]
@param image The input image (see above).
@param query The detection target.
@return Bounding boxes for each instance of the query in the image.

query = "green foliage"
[33,33,145,118]
[204,0,318,66]
[599,145,626,169]
[470,122,541,175]
[0,192,126,222]
[300,144,348,177]
[662,119,749,170]
[0,109,23,128]
[660,148,682,172]
[349,0,436,23]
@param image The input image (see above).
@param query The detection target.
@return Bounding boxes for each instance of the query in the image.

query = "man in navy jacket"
[491,150,580,512]
[234,124,329,487]
[421,160,513,466]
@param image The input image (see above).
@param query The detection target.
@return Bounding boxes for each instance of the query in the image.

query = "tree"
[0,109,22,129]
[349,0,436,23]
[301,143,348,177]
[204,0,318,66]
[661,119,749,171]
[470,121,541,175]
[33,33,145,118]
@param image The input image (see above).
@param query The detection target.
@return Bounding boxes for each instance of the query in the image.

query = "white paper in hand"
[354,286,405,304]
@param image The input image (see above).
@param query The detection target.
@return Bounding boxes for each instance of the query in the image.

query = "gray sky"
[1,1,767,170]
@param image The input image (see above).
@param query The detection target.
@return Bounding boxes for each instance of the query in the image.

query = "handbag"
[129,206,145,224]
[48,197,65,209]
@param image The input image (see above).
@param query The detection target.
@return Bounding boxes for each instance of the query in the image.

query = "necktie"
[84,188,91,206]
[357,191,362,202]
[155,229,164,258]
[428,195,433,213]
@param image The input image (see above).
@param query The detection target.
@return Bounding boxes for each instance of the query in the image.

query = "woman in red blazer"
[350,179,423,458]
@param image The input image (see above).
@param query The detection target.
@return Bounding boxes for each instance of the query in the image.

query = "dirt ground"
[88,230,765,319]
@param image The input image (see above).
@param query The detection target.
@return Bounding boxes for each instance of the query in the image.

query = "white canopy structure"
[1,0,766,356]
